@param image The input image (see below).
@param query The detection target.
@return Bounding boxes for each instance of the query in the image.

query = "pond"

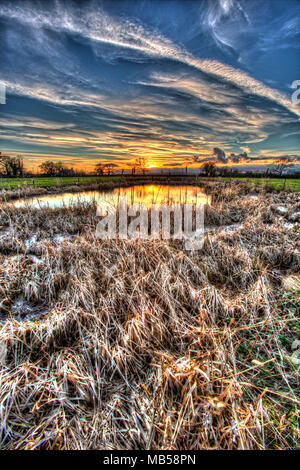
[13,185,211,209]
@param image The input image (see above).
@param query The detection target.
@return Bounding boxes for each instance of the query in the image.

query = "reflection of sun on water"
[115,185,210,207]
[14,185,211,209]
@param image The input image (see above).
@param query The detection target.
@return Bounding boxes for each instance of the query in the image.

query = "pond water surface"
[13,185,211,209]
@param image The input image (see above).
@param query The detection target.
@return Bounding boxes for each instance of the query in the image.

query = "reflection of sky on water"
[13,185,211,209]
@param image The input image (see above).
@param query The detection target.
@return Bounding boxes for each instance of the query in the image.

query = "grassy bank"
[1,175,300,192]
[208,177,300,191]
[0,184,299,449]
[0,175,124,190]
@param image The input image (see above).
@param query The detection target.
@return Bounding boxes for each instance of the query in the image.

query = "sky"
[0,0,300,172]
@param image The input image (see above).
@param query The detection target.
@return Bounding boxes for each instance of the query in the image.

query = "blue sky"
[0,0,299,171]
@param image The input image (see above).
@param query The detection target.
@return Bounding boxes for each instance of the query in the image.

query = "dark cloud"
[228,151,249,163]
[190,154,211,163]
[162,162,183,167]
[213,147,227,163]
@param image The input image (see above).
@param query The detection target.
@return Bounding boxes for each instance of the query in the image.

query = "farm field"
[0,181,299,450]
[209,177,300,192]
[1,175,300,192]
[0,175,124,190]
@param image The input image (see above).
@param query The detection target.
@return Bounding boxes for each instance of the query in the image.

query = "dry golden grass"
[0,184,299,450]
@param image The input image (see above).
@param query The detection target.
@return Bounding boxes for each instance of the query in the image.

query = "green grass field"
[0,175,124,190]
[0,175,299,191]
[208,177,300,191]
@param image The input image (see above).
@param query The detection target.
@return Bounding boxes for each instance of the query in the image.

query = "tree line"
[0,153,149,177]
[0,153,76,177]
[201,158,294,177]
[94,157,147,176]
[0,152,296,178]
[0,153,24,177]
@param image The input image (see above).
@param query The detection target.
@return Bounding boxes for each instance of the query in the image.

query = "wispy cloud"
[1,1,299,116]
